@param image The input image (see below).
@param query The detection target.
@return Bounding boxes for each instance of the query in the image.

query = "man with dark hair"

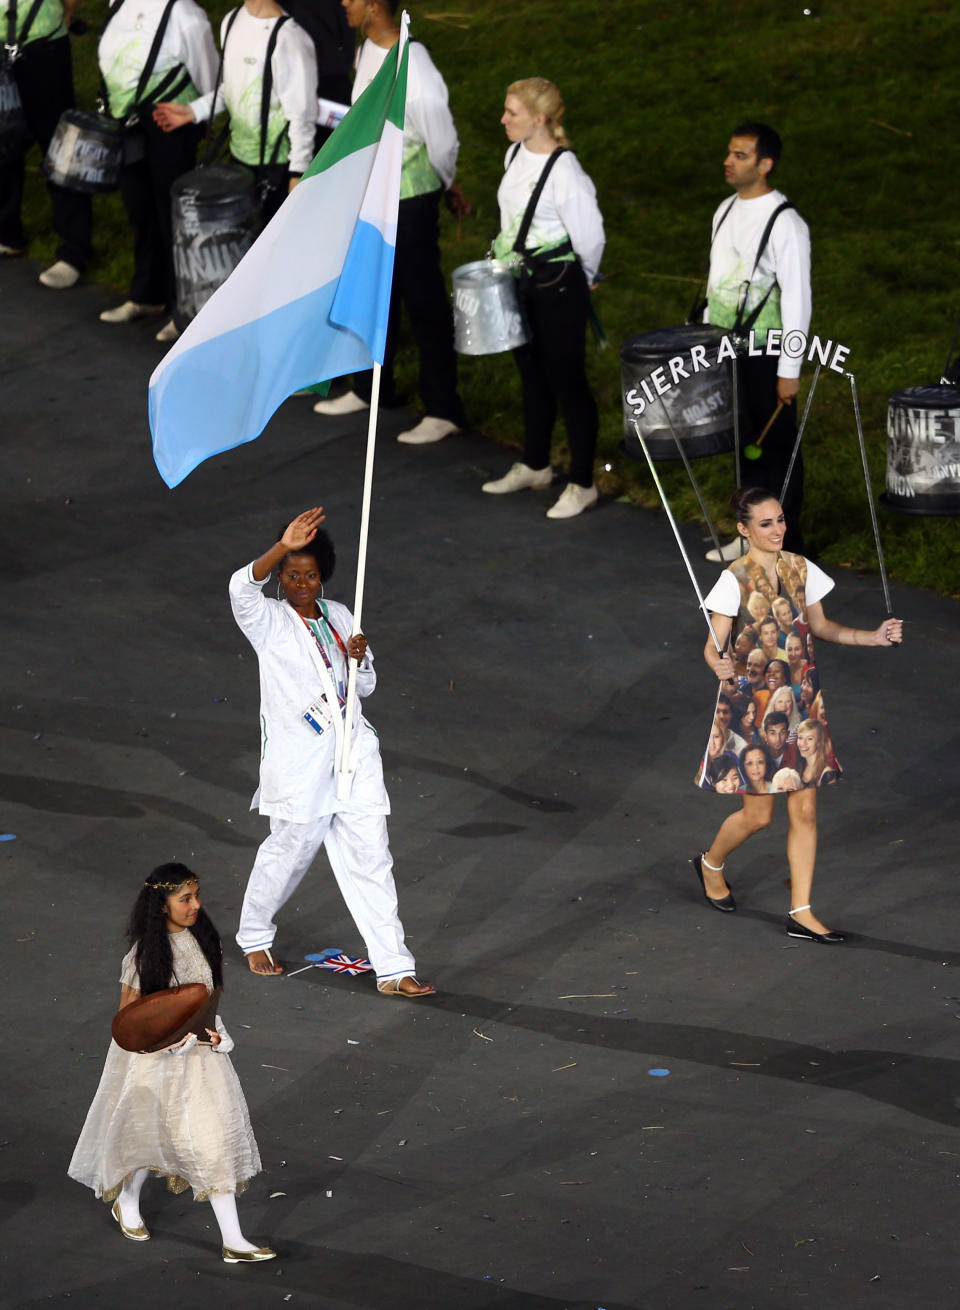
[704,121,811,559]
[715,694,746,754]
[761,711,798,770]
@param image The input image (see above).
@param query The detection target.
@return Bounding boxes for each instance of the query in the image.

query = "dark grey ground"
[1,255,959,1310]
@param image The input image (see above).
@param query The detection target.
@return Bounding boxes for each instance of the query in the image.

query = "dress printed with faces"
[697,551,842,794]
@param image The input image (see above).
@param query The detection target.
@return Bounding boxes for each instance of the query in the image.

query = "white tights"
[208,1192,257,1251]
[117,1168,150,1227]
[117,1170,257,1251]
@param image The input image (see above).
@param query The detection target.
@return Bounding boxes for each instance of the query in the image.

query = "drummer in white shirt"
[311,0,467,446]
[97,0,217,340]
[481,77,605,519]
[154,0,318,227]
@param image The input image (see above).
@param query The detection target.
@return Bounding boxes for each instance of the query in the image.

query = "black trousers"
[735,353,804,552]
[0,36,92,270]
[120,114,199,306]
[354,188,464,425]
[513,260,598,488]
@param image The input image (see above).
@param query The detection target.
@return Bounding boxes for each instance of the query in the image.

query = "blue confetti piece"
[648,1067,670,1077]
[304,948,342,962]
[0,834,16,842]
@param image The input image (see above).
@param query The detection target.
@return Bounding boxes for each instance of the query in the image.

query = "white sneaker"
[481,461,553,494]
[312,389,369,416]
[99,300,165,324]
[38,260,80,289]
[155,319,179,343]
[545,482,599,519]
[705,537,747,563]
[397,416,460,445]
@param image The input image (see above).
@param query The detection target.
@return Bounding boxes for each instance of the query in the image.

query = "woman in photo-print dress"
[692,487,902,943]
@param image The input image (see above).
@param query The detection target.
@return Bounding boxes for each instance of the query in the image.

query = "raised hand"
[280,507,326,552]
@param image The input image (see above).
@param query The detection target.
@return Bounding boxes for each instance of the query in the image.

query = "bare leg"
[702,794,774,897]
[785,788,834,934]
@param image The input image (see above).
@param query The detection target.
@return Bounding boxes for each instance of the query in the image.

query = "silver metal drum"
[882,385,960,516]
[43,109,123,193]
[452,260,527,355]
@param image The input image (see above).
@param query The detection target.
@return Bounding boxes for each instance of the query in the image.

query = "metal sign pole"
[848,371,896,628]
[630,418,725,654]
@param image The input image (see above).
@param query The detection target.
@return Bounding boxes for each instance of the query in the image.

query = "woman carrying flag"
[228,507,435,998]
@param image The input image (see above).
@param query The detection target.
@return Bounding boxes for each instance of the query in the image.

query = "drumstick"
[743,402,784,460]
[779,363,821,503]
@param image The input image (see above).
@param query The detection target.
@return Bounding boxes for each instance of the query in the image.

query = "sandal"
[377,975,436,998]
[246,947,283,975]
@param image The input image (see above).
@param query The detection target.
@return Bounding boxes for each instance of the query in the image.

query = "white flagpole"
[336,361,382,798]
[335,13,408,798]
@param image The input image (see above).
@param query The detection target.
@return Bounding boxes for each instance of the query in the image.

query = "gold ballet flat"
[111,1198,150,1241]
[222,1245,277,1263]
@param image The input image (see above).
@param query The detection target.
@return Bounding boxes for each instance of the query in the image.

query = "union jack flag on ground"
[315,952,373,975]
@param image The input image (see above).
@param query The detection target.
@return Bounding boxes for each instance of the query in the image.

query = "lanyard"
[299,613,346,709]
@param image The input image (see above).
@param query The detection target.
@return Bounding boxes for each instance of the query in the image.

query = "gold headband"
[147,878,199,892]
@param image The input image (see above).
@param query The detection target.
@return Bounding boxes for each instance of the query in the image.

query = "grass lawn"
[19,0,960,596]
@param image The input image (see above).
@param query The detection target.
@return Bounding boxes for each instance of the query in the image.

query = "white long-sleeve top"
[98,0,217,119]
[494,142,605,286]
[10,0,66,47]
[190,7,318,174]
[228,565,389,822]
[705,188,812,380]
[352,38,458,191]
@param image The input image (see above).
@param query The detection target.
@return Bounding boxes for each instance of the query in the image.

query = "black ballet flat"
[786,906,845,943]
[692,853,736,912]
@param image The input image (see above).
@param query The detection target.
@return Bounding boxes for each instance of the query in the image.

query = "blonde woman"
[796,718,836,788]
[481,77,605,519]
[766,683,800,735]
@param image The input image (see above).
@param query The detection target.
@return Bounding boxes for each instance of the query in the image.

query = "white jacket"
[229,564,389,821]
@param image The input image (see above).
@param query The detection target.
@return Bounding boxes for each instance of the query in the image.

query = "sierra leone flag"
[148,16,409,489]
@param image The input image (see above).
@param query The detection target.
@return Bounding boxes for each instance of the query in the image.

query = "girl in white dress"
[68,864,274,1263]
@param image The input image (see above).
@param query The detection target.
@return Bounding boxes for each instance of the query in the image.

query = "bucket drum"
[43,109,123,193]
[452,260,528,356]
[0,59,31,165]
[882,385,960,516]
[621,325,734,461]
[171,164,259,324]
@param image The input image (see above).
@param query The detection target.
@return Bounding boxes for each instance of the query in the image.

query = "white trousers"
[235,811,416,982]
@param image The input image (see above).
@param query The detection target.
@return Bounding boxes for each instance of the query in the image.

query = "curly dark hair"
[276,525,336,582]
[126,863,224,996]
